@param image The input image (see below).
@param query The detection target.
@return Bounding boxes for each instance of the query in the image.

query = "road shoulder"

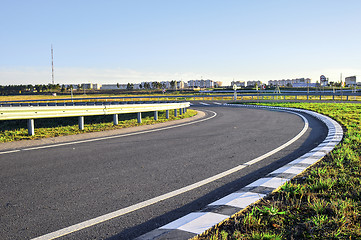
[0,110,205,151]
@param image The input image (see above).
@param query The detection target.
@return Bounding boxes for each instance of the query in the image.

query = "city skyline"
[1,0,360,85]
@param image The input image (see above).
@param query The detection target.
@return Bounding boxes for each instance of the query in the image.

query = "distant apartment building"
[100,84,139,90]
[63,83,101,90]
[187,79,214,88]
[81,83,93,89]
[63,84,77,89]
[268,78,311,87]
[101,84,120,90]
[247,80,262,87]
[231,81,245,88]
[177,81,186,89]
[345,76,357,86]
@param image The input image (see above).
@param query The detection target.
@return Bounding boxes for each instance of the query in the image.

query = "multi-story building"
[345,76,357,86]
[247,80,262,87]
[231,81,245,88]
[81,83,93,89]
[176,81,186,89]
[101,84,120,90]
[268,78,311,87]
[187,79,214,88]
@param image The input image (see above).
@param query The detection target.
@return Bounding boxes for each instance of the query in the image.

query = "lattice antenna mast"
[51,45,54,84]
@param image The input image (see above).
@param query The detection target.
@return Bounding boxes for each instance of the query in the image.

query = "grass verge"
[195,102,361,240]
[0,109,197,143]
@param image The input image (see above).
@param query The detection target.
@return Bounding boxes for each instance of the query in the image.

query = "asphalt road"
[0,103,327,239]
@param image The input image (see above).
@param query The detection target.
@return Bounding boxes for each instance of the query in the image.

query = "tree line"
[0,83,92,95]
[0,84,61,95]
[0,81,179,95]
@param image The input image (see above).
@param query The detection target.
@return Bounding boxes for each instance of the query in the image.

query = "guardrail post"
[295,95,297,100]
[137,112,142,123]
[182,108,185,114]
[179,108,182,115]
[154,111,158,120]
[113,114,118,125]
[307,95,309,100]
[333,94,335,100]
[346,95,349,101]
[166,110,169,119]
[174,109,177,117]
[28,119,35,136]
[320,95,322,100]
[78,116,84,130]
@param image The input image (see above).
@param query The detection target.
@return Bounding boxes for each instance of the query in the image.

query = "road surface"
[0,103,327,239]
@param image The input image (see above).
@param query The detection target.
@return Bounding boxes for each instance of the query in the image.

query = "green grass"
[0,109,197,143]
[195,102,361,240]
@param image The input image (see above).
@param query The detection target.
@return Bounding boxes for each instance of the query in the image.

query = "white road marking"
[199,102,210,105]
[212,102,223,105]
[0,149,21,155]
[32,109,308,240]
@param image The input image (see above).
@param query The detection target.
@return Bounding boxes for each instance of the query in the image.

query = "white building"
[187,79,214,88]
[247,80,262,87]
[100,84,126,90]
[345,76,357,86]
[231,81,245,88]
[268,78,311,87]
[81,83,93,89]
[177,81,186,89]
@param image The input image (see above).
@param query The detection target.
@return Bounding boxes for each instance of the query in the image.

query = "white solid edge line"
[0,109,216,154]
[0,149,21,155]
[32,109,308,240]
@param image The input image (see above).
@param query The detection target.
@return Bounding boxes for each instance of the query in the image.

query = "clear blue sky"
[1,0,360,85]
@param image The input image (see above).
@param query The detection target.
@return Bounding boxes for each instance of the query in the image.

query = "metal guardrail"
[0,91,360,105]
[0,101,190,120]
[0,101,190,136]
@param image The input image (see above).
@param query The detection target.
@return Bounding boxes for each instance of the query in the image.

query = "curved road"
[0,103,327,239]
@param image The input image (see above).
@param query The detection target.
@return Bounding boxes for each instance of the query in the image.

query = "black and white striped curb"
[136,104,343,240]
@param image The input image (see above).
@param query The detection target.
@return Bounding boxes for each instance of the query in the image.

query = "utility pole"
[51,45,54,84]
[340,73,343,100]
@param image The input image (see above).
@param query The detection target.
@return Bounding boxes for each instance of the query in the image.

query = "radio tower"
[51,44,54,84]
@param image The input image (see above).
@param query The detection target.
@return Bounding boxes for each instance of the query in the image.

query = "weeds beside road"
[196,102,361,240]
